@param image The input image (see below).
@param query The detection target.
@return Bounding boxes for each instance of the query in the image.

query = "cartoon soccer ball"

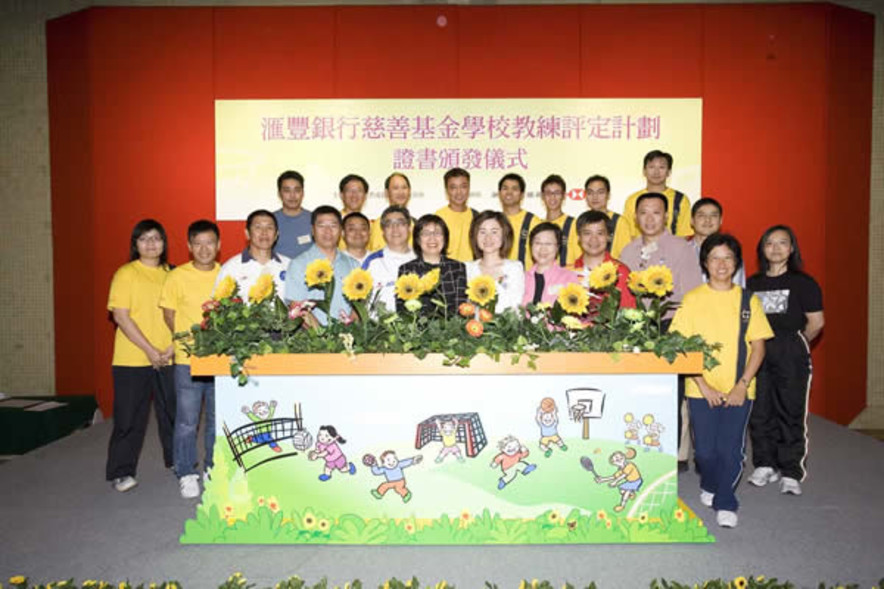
[362,453,377,467]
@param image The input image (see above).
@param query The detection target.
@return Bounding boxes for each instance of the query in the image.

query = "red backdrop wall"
[47,4,873,424]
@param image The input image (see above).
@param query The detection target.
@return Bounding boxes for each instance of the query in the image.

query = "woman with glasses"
[397,214,467,317]
[105,219,176,493]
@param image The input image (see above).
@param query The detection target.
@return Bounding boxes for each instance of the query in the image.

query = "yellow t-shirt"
[435,206,475,263]
[368,217,414,252]
[159,261,221,365]
[505,209,542,270]
[612,187,693,258]
[669,284,774,400]
[107,260,173,367]
[548,213,582,267]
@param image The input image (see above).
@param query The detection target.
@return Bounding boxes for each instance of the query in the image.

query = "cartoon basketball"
[540,397,556,412]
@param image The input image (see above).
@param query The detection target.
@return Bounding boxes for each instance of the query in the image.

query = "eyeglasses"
[420,229,444,238]
[137,234,163,243]
[315,222,340,230]
[382,219,409,228]
[542,190,564,197]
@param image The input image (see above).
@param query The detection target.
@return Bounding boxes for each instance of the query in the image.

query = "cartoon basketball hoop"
[566,387,606,439]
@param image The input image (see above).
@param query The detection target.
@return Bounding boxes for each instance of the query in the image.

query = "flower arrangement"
[181,263,719,383]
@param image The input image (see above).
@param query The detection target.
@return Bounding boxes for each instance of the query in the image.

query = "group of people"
[105,150,824,532]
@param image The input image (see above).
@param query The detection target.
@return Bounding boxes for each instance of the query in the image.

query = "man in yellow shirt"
[499,173,541,270]
[539,174,580,267]
[584,175,629,257]
[612,150,693,257]
[159,220,221,499]
[435,168,476,262]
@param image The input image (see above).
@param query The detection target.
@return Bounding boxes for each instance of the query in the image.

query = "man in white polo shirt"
[216,209,290,299]
[362,205,415,314]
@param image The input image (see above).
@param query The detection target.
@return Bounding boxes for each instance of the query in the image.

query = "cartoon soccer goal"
[223,402,312,473]
[414,412,487,458]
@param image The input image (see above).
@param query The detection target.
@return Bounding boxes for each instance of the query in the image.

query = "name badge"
[297,234,312,245]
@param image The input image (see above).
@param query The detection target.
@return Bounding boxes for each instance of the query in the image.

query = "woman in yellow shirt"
[670,233,773,529]
[105,219,176,493]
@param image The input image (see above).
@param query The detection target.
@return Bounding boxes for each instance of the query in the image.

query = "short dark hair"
[381,205,411,226]
[412,214,449,259]
[584,175,611,193]
[129,219,168,264]
[187,219,220,241]
[643,150,673,169]
[529,222,562,247]
[757,224,804,274]
[541,174,566,194]
[576,210,610,234]
[498,173,526,193]
[339,174,368,193]
[246,209,277,232]
[692,197,723,217]
[277,170,304,191]
[343,211,370,228]
[635,192,668,213]
[469,210,513,259]
[384,172,411,190]
[312,205,343,226]
[443,168,470,186]
[700,232,743,276]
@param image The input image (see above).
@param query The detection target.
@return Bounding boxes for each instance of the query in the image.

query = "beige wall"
[1,0,880,426]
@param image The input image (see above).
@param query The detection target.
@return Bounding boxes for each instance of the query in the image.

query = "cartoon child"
[490,435,537,490]
[594,447,642,512]
[435,417,464,463]
[367,450,423,503]
[641,413,664,452]
[241,400,280,453]
[623,412,640,445]
[536,397,567,458]
[308,425,356,482]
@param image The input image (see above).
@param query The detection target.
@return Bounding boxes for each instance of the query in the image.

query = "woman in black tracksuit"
[746,225,824,496]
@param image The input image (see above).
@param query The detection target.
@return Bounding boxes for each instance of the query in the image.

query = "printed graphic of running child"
[594,447,643,512]
[367,450,423,503]
[491,435,537,490]
[536,397,568,457]
[435,417,465,463]
[308,425,356,482]
[242,400,280,453]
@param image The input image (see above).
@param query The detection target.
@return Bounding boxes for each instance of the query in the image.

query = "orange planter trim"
[190,352,702,377]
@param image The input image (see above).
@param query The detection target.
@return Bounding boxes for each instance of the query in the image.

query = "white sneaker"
[716,510,738,528]
[700,490,714,507]
[179,474,200,499]
[780,477,803,495]
[748,466,780,487]
[113,476,137,493]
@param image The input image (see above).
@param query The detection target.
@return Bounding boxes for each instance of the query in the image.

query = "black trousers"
[749,332,812,481]
[106,365,176,480]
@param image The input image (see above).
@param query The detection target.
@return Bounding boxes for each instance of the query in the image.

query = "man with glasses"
[363,206,415,313]
[285,205,360,326]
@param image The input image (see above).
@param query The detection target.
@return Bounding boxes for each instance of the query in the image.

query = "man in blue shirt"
[273,170,313,260]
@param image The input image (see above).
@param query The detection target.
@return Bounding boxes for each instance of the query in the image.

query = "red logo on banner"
[568,188,585,201]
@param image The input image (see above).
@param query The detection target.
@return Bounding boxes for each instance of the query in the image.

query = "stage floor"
[0,414,881,587]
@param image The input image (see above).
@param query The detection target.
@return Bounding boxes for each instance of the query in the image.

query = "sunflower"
[588,261,618,290]
[248,274,274,303]
[342,268,373,301]
[395,273,422,301]
[547,510,561,525]
[733,577,748,589]
[305,258,334,287]
[213,275,237,301]
[465,319,484,338]
[318,518,330,532]
[302,512,316,530]
[419,268,440,293]
[642,265,674,297]
[557,283,589,315]
[627,271,646,294]
[466,275,497,306]
[638,512,649,524]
